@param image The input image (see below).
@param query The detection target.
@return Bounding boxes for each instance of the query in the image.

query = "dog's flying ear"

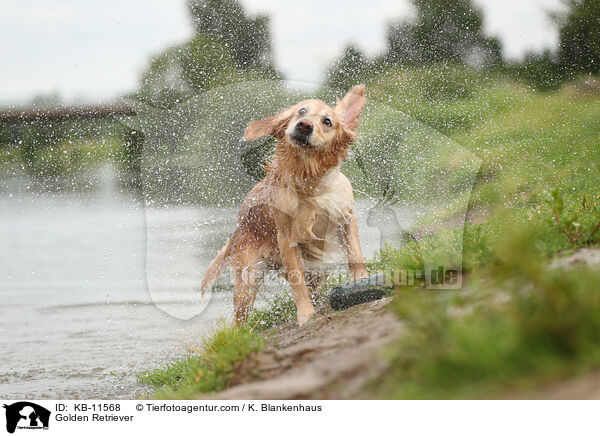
[335,84,366,131]
[244,107,294,141]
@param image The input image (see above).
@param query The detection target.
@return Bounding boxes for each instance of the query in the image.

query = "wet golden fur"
[201,85,369,325]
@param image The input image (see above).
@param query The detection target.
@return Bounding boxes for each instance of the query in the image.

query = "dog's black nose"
[295,119,313,135]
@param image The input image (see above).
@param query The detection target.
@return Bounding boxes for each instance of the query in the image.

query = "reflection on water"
[0,169,415,399]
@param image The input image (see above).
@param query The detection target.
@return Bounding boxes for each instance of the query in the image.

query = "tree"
[556,0,600,77]
[506,50,564,91]
[188,0,276,72]
[324,45,373,90]
[137,35,235,108]
[137,0,280,107]
[385,0,502,66]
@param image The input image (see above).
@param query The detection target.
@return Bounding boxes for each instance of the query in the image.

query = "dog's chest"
[291,171,354,261]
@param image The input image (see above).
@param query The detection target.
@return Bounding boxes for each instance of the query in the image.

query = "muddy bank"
[198,248,600,400]
[208,298,401,400]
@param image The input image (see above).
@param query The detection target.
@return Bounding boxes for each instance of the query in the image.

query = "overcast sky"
[0,0,564,106]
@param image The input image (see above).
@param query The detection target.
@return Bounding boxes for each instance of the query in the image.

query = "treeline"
[138,0,600,106]
[136,0,280,108]
[325,0,600,91]
[2,0,598,190]
[0,0,281,182]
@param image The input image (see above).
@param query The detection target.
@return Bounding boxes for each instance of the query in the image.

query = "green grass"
[363,68,600,398]
[247,292,298,331]
[374,190,600,280]
[374,234,600,399]
[247,273,348,330]
[363,65,525,135]
[28,136,125,176]
[369,191,600,399]
[138,325,262,398]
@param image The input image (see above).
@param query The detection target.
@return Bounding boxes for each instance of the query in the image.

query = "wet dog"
[201,85,369,325]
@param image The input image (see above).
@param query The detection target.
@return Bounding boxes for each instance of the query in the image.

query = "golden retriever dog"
[201,85,369,326]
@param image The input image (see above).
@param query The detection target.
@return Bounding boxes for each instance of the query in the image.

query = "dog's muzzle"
[291,119,314,147]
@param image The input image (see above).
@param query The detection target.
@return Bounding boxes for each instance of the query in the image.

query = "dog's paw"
[297,309,317,327]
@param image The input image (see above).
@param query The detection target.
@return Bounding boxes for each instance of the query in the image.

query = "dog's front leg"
[343,214,369,281]
[277,232,317,326]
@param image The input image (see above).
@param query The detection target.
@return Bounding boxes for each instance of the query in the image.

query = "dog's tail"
[201,238,232,294]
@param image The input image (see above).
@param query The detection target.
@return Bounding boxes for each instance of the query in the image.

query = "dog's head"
[244,85,366,155]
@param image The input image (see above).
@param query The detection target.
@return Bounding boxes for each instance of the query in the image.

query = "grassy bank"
[138,71,600,399]
[365,69,600,398]
[138,325,262,399]
[370,201,600,398]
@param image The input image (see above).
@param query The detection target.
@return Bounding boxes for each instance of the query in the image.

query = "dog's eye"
[298,108,306,115]
[322,118,332,127]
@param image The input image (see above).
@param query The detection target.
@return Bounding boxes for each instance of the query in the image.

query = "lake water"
[0,175,415,399]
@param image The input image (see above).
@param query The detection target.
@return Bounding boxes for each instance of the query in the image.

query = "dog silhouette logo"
[3,402,50,434]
